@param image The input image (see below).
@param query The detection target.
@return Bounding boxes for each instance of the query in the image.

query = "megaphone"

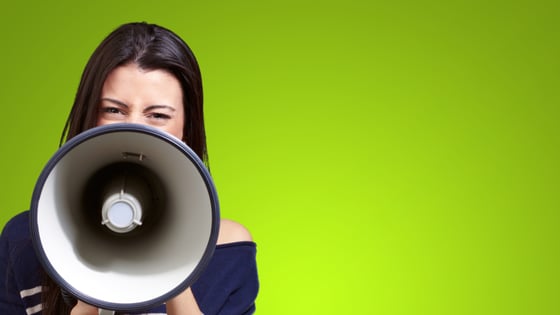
[29,123,220,312]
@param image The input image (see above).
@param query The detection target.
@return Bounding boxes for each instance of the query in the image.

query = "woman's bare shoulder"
[217,219,253,245]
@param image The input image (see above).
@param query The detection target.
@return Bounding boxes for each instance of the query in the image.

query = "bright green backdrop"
[1,0,558,314]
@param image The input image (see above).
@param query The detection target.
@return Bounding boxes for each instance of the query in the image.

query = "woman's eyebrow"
[100,97,129,108]
[144,105,177,112]
[100,98,176,112]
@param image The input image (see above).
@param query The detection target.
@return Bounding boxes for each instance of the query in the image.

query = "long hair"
[42,22,207,315]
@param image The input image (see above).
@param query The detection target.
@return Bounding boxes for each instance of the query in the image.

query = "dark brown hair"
[42,21,207,315]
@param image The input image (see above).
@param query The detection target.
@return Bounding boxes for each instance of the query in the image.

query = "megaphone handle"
[99,309,115,315]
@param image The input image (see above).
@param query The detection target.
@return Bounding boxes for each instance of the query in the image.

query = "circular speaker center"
[108,201,135,228]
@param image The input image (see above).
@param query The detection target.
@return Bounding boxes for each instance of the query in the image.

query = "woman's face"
[97,63,185,140]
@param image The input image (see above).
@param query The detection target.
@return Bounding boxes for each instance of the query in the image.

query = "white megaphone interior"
[36,129,214,305]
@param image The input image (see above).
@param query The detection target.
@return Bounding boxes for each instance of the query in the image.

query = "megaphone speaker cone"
[29,124,220,312]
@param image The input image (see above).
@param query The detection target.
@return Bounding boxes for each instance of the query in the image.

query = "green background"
[1,0,558,314]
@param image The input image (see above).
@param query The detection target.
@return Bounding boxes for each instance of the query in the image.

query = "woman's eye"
[149,113,171,120]
[102,107,122,114]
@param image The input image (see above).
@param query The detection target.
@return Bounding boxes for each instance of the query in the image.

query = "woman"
[0,22,259,315]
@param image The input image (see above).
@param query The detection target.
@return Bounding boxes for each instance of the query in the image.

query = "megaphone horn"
[29,123,220,312]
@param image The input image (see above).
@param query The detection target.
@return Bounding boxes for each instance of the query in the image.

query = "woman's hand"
[70,300,98,315]
[68,288,201,315]
[166,287,203,315]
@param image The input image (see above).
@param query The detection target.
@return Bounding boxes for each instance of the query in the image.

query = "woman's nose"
[126,113,143,125]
